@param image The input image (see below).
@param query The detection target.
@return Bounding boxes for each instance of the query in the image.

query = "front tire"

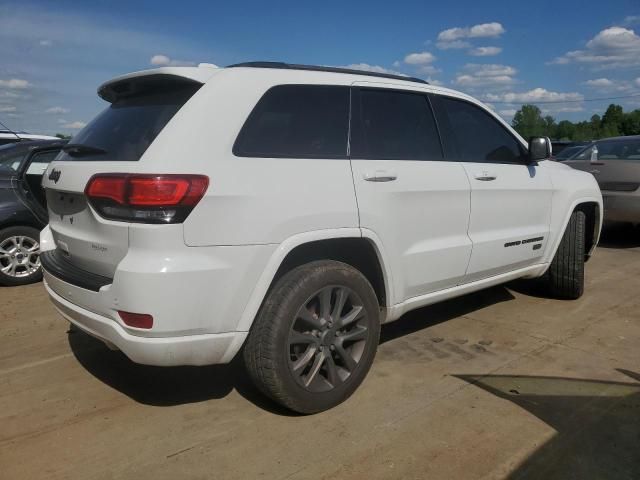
[0,226,43,286]
[244,260,380,414]
[546,210,586,299]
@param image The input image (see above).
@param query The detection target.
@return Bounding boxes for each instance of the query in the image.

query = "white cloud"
[437,22,505,41]
[437,22,505,49]
[468,46,502,56]
[623,15,640,26]
[453,64,517,89]
[0,105,16,113]
[339,63,405,76]
[498,109,517,117]
[484,88,584,104]
[0,78,30,89]
[426,77,444,86]
[436,40,471,50]
[403,51,436,65]
[584,78,614,87]
[150,54,196,67]
[549,26,640,68]
[45,106,69,114]
[39,39,52,46]
[636,77,640,87]
[61,121,86,129]
[583,78,636,91]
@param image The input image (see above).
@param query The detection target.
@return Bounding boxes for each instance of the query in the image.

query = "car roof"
[0,139,67,153]
[99,62,476,103]
[596,135,640,143]
[226,61,429,85]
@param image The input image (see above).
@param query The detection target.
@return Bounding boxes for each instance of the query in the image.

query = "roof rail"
[226,61,428,85]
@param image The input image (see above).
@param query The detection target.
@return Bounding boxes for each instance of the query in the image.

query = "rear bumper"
[39,224,276,366]
[45,277,247,366]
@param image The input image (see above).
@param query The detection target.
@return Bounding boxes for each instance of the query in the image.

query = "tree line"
[510,104,640,141]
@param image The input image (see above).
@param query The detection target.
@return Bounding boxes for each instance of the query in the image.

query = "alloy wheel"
[0,235,41,278]
[288,285,370,393]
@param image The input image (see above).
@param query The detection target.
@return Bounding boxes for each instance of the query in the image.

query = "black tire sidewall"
[0,225,43,286]
[253,261,380,413]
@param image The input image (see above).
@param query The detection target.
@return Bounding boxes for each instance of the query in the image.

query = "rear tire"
[243,260,380,414]
[546,210,585,299]
[0,226,43,286]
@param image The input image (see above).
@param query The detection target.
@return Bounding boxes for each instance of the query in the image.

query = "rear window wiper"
[62,143,108,156]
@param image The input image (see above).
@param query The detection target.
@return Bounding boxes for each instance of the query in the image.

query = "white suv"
[40,62,602,413]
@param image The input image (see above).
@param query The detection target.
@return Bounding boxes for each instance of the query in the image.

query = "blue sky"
[1,0,639,135]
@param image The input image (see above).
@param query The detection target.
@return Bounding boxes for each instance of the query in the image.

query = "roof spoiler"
[97,66,219,103]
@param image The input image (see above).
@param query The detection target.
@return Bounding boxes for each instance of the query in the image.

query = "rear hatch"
[42,72,207,279]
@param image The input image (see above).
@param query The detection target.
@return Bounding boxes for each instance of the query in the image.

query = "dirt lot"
[1,225,639,480]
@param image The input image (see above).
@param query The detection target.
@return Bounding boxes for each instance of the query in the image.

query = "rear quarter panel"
[139,69,359,246]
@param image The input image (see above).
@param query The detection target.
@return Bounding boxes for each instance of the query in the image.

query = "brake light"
[118,311,154,329]
[85,174,208,224]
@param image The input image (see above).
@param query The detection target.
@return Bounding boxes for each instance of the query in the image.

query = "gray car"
[565,135,640,224]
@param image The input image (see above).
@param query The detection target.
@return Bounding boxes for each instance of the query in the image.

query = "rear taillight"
[85,174,208,224]
[118,311,154,329]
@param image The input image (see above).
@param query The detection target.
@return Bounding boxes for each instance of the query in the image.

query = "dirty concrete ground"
[1,224,639,480]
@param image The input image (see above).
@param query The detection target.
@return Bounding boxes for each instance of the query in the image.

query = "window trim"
[232,84,351,160]
[430,93,528,165]
[349,86,445,161]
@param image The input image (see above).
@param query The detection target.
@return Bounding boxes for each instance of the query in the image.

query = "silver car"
[565,135,640,224]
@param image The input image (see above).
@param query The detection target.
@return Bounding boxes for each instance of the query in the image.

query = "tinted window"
[31,150,60,164]
[595,140,640,160]
[0,145,27,171]
[436,97,524,163]
[234,85,349,158]
[57,86,200,162]
[351,89,442,160]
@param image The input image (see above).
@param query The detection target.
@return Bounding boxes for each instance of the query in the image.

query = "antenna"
[0,118,21,141]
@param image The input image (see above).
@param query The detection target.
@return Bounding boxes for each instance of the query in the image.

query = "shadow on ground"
[598,222,640,249]
[68,285,515,413]
[456,370,640,479]
[67,328,294,415]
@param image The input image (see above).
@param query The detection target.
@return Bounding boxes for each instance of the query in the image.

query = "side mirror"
[528,136,551,162]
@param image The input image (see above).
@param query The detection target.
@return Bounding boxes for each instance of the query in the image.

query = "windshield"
[555,145,585,160]
[56,85,200,162]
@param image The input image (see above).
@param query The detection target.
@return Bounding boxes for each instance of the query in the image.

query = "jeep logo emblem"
[48,168,61,183]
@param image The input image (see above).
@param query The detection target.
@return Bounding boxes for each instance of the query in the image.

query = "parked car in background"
[0,140,67,285]
[553,142,591,161]
[39,62,602,413]
[0,130,59,146]
[564,135,640,224]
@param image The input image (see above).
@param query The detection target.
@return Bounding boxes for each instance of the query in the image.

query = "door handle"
[364,171,398,182]
[590,169,600,174]
[474,171,497,181]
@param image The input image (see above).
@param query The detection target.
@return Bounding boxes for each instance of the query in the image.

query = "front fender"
[543,164,603,265]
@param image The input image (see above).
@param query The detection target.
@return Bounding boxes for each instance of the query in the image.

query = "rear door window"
[350,88,442,160]
[57,85,200,162]
[233,85,350,158]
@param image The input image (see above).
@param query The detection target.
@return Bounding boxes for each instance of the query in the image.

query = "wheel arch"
[236,229,393,331]
[545,197,602,266]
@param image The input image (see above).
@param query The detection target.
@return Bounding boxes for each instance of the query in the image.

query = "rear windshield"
[57,85,200,162]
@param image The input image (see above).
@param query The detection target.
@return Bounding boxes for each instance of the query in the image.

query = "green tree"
[511,104,546,138]
[621,109,640,136]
